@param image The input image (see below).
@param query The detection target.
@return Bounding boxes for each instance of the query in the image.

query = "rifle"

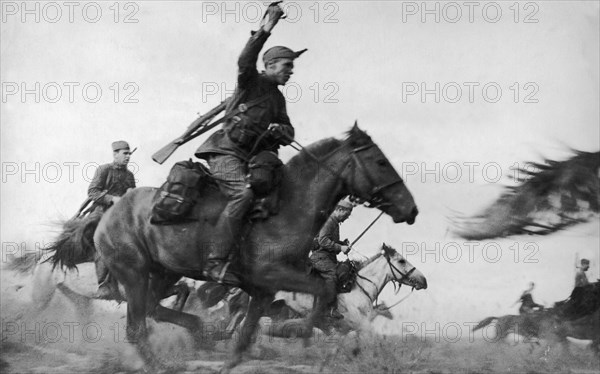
[152,99,229,164]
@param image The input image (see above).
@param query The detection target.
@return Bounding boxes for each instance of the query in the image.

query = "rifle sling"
[185,94,272,143]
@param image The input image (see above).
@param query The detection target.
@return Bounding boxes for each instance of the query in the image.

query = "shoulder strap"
[215,94,272,127]
[186,94,271,143]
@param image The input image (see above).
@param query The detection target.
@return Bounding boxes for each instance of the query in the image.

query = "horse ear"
[347,121,370,147]
[382,244,395,257]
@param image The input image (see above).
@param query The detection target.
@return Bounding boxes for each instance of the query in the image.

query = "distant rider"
[88,140,136,299]
[310,200,353,319]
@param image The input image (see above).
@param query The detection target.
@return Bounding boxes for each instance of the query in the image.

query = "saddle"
[150,153,283,225]
[306,258,359,294]
[336,260,358,293]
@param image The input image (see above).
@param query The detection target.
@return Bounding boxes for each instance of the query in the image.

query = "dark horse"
[474,283,600,354]
[473,310,600,354]
[52,125,417,371]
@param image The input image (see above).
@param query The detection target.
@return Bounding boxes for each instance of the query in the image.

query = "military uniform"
[518,291,543,314]
[310,214,346,317]
[194,26,304,285]
[88,162,136,212]
[89,141,135,298]
[575,269,590,287]
[195,29,296,223]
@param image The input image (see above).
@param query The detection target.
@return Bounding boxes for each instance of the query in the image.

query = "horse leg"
[118,267,155,368]
[99,239,156,368]
[146,272,216,344]
[254,266,329,339]
[222,293,273,374]
[170,282,190,312]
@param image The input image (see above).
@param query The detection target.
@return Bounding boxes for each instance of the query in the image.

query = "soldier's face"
[114,149,131,165]
[335,207,352,222]
[266,58,294,85]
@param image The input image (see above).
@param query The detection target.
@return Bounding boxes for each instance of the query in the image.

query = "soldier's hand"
[268,123,284,139]
[267,2,285,21]
[111,196,122,204]
[341,245,350,254]
[268,123,282,132]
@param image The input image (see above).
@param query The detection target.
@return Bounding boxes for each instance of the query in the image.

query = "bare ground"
[1,265,599,374]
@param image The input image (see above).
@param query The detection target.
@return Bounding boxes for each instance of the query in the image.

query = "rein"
[354,253,417,308]
[289,138,404,209]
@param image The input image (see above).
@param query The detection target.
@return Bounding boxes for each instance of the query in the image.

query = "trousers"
[206,154,254,260]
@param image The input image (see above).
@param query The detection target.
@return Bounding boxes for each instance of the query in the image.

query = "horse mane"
[286,124,373,169]
[286,137,341,169]
[355,252,383,271]
[354,243,398,271]
[453,150,600,240]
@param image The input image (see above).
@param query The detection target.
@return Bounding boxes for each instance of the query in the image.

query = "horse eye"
[377,160,387,167]
[399,259,406,264]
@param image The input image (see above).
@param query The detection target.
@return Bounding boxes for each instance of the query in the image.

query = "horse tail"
[45,212,102,271]
[473,316,497,331]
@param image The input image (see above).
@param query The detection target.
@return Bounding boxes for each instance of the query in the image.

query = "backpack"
[151,159,210,224]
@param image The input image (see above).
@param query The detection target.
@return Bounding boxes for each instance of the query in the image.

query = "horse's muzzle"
[406,206,418,225]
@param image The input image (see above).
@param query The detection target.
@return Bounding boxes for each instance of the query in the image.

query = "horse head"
[381,243,427,290]
[343,123,418,224]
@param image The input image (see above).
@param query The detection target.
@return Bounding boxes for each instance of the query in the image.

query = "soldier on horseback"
[575,258,591,287]
[194,3,305,285]
[513,281,544,314]
[88,140,136,299]
[310,200,354,319]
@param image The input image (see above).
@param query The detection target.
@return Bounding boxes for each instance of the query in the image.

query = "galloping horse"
[212,243,427,337]
[474,284,600,355]
[93,125,418,371]
[272,243,427,333]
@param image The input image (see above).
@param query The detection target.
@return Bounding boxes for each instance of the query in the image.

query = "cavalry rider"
[88,140,136,299]
[513,281,544,314]
[575,258,590,287]
[310,200,354,319]
[195,3,305,285]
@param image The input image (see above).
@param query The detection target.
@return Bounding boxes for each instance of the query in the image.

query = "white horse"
[263,243,427,335]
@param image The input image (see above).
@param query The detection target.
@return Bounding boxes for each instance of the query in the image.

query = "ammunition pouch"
[151,159,210,224]
[227,115,259,149]
[246,151,283,197]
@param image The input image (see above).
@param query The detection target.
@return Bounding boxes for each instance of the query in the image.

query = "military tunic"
[311,215,344,288]
[88,162,136,210]
[88,162,135,292]
[195,28,294,162]
[575,270,590,288]
[518,291,543,314]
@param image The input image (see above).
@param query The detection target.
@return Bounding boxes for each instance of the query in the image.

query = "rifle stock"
[152,140,181,165]
[152,99,229,165]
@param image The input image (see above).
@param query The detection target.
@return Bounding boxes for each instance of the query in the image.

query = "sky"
[1,1,599,329]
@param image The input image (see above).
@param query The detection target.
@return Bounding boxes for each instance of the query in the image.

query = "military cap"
[581,258,590,265]
[112,140,130,152]
[263,46,307,64]
[337,199,354,211]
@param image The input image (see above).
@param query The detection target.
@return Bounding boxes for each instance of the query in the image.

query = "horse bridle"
[355,252,417,306]
[303,141,405,209]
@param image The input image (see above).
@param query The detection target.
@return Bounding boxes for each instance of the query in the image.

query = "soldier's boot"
[202,216,242,287]
[324,280,343,319]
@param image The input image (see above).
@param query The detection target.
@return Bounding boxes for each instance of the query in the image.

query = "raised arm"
[237,4,284,88]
